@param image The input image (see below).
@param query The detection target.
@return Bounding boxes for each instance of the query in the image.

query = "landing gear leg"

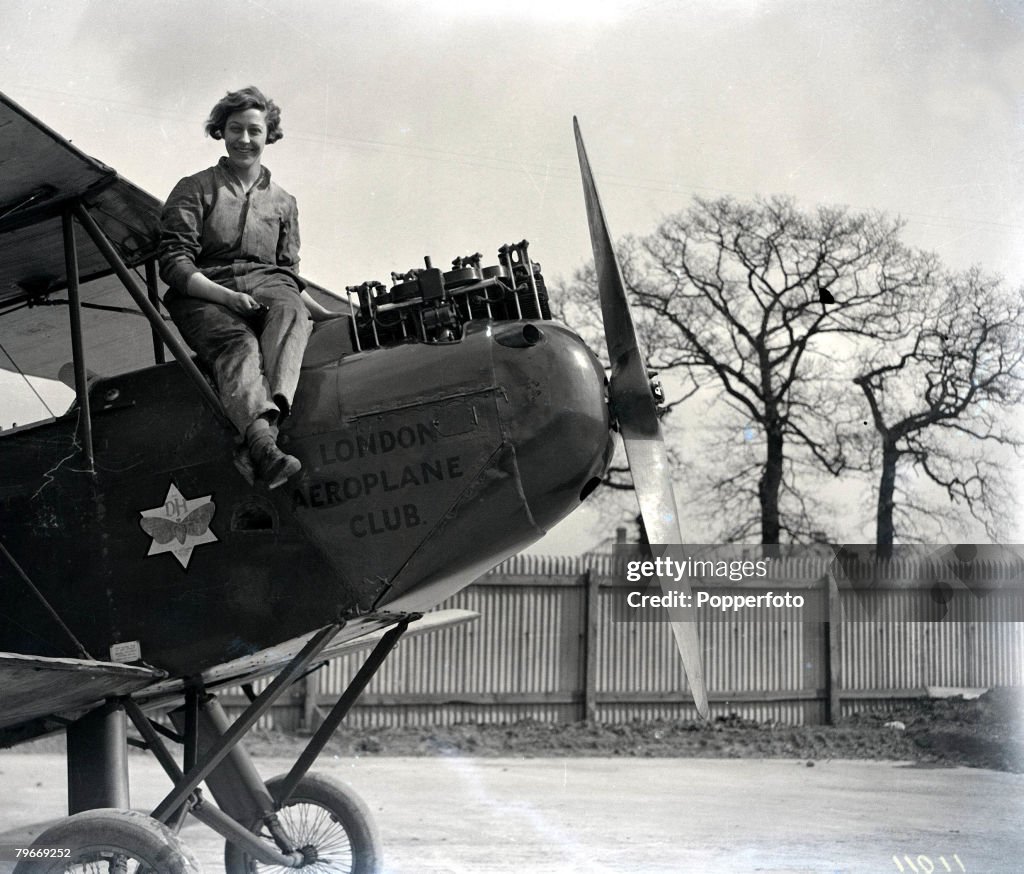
[14,704,200,872]
[66,701,130,814]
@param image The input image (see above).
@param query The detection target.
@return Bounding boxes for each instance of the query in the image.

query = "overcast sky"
[2,0,1023,550]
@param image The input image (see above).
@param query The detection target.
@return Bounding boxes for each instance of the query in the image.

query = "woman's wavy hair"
[205,86,283,143]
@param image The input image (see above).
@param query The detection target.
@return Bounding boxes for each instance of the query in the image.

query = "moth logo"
[139,483,218,569]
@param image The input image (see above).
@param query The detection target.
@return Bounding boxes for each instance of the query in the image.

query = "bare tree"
[566,195,932,544]
[852,268,1024,554]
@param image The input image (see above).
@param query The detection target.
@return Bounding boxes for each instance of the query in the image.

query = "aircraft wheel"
[11,808,201,873]
[224,772,381,874]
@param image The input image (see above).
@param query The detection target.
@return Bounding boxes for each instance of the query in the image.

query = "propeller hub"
[650,375,665,406]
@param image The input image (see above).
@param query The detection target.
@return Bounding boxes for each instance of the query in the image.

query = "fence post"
[825,569,842,725]
[583,570,599,722]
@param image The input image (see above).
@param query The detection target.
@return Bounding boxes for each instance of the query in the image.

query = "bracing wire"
[0,337,56,419]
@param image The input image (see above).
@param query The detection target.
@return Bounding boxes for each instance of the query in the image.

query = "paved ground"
[0,753,1020,873]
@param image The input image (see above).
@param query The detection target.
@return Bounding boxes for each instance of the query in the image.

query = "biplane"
[0,91,708,872]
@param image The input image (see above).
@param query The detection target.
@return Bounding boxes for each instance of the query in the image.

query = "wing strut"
[61,207,95,471]
[145,259,167,364]
[276,615,415,804]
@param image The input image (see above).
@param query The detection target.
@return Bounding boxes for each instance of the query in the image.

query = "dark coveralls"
[158,157,312,435]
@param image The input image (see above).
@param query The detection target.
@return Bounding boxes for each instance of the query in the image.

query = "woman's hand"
[225,292,262,316]
[184,274,261,315]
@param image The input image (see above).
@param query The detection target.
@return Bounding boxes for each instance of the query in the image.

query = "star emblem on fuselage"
[139,483,218,569]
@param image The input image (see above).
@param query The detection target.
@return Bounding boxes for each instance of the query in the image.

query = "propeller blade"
[574,118,709,719]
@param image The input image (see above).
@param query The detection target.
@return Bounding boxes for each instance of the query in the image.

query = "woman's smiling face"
[222,108,267,175]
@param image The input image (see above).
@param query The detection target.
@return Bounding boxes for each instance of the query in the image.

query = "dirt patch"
[13,689,1021,773]
[238,688,1023,773]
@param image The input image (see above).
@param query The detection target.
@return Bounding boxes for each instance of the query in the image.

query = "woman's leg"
[166,295,300,488]
[165,296,277,434]
[252,281,312,420]
[244,415,301,488]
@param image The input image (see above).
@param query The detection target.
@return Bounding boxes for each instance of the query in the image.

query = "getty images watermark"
[624,554,806,611]
[610,544,1024,623]
[611,545,824,623]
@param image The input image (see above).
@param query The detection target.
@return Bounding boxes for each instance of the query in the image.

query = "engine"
[345,240,552,350]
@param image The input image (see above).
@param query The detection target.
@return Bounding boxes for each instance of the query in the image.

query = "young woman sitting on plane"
[158,86,340,488]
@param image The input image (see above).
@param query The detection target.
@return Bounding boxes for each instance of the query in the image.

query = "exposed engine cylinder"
[345,240,551,350]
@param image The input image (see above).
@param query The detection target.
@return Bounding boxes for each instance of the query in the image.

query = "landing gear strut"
[17,616,416,872]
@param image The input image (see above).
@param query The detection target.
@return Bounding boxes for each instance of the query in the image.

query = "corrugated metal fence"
[222,553,1024,729]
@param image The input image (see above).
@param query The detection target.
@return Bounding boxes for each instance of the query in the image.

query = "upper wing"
[0,92,169,385]
[0,92,162,313]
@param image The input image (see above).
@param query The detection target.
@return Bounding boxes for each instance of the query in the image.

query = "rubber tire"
[11,808,201,873]
[224,772,381,874]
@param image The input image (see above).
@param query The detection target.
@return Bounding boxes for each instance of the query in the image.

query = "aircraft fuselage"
[0,318,612,675]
